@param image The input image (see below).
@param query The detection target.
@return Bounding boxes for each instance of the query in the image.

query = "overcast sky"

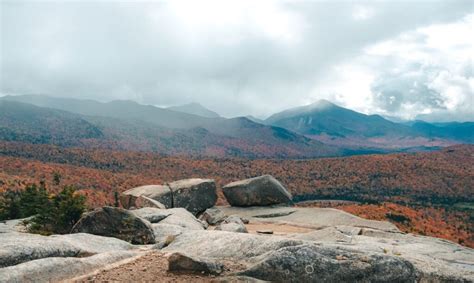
[1,0,473,121]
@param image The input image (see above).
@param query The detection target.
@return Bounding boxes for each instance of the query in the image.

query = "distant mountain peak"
[305,99,337,111]
[167,102,220,118]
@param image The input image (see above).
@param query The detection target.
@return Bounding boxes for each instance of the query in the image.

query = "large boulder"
[120,185,172,209]
[131,207,206,240]
[157,208,206,230]
[169,178,217,215]
[222,175,292,207]
[168,252,224,275]
[134,195,166,209]
[199,207,226,225]
[239,244,417,283]
[130,207,171,223]
[71,206,155,244]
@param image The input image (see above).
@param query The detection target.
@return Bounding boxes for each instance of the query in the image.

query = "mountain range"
[0,95,472,158]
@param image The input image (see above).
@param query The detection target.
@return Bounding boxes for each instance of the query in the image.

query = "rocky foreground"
[1,175,473,282]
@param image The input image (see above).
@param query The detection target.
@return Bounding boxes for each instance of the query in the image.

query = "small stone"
[168,252,224,275]
[256,230,273,234]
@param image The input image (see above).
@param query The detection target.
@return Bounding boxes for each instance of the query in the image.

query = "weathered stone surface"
[222,175,292,207]
[0,232,133,268]
[0,233,80,268]
[120,185,173,209]
[211,276,268,283]
[130,207,171,223]
[238,244,418,283]
[52,233,134,254]
[343,229,474,282]
[152,224,187,241]
[169,178,217,215]
[0,219,29,234]
[144,208,206,240]
[215,215,248,233]
[291,227,354,243]
[215,222,248,233]
[164,230,304,261]
[218,206,399,232]
[158,208,207,230]
[134,195,166,209]
[168,252,224,275]
[163,212,474,282]
[71,206,155,244]
[199,207,226,225]
[0,251,138,283]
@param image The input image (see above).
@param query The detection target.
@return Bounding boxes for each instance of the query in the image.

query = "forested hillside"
[0,142,472,246]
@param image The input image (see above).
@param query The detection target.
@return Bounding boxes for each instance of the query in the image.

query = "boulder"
[222,175,292,207]
[130,207,171,223]
[158,208,207,230]
[152,224,187,240]
[168,252,224,275]
[134,195,166,209]
[71,206,155,244]
[239,244,417,283]
[199,207,226,225]
[143,208,206,240]
[120,185,172,209]
[215,215,248,233]
[169,178,217,215]
[215,222,248,233]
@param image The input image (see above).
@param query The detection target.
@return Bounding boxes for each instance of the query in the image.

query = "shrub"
[0,184,86,235]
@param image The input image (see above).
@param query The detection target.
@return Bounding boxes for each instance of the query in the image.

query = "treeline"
[0,183,86,234]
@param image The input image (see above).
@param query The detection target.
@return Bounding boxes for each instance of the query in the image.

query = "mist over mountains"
[1,95,472,158]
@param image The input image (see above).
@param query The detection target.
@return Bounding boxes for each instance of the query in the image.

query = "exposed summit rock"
[71,206,155,244]
[222,175,292,206]
[239,244,417,282]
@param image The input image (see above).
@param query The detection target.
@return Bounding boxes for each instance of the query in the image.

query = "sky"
[1,0,473,121]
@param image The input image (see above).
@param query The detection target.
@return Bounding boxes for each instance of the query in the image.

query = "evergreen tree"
[52,186,86,233]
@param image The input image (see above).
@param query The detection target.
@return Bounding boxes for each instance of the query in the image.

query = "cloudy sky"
[1,0,473,121]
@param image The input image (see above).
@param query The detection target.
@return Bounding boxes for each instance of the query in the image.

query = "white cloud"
[0,0,472,120]
[352,5,375,21]
[313,14,473,122]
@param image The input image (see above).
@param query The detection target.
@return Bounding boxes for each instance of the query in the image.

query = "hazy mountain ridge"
[0,97,339,158]
[0,100,103,146]
[266,99,416,137]
[167,102,220,118]
[0,95,471,157]
[265,99,472,147]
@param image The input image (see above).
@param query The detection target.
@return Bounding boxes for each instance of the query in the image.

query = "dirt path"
[70,222,311,282]
[71,251,249,283]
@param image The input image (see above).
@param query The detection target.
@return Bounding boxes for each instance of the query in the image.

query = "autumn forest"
[0,141,472,247]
